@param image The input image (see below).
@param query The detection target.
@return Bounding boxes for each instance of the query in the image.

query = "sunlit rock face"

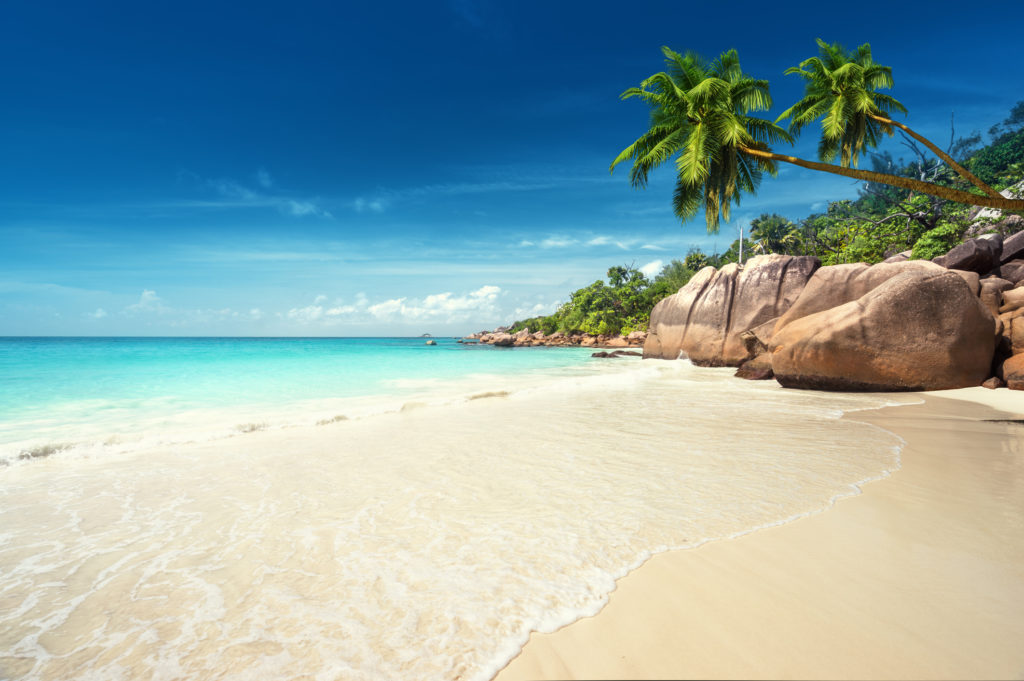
[643,254,821,366]
[769,269,999,391]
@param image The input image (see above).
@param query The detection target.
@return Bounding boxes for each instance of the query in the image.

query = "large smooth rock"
[933,236,1003,274]
[980,278,1014,317]
[770,269,998,391]
[643,255,820,366]
[1000,288,1024,315]
[1000,353,1024,390]
[999,259,1024,285]
[1000,308,1024,356]
[491,333,514,347]
[772,260,952,334]
[999,227,1024,263]
[734,352,774,380]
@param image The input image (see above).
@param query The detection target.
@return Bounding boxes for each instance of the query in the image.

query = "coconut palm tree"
[610,47,793,232]
[613,46,1024,229]
[778,39,1000,198]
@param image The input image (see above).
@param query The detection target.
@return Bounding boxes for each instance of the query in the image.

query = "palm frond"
[677,121,711,185]
[784,38,904,165]
[672,179,703,222]
[687,77,729,108]
[615,46,787,233]
[871,91,907,115]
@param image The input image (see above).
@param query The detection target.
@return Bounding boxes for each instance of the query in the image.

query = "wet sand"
[494,388,1024,680]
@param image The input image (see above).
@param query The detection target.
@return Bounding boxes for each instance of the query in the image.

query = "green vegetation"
[505,99,1024,335]
[508,264,664,337]
[506,249,762,337]
[609,47,789,231]
[612,40,1024,231]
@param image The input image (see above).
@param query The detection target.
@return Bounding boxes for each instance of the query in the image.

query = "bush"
[910,223,964,261]
[969,128,1024,186]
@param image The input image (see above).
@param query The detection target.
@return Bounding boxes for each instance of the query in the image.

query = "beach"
[495,387,1024,680]
[2,338,1023,680]
[0,341,918,681]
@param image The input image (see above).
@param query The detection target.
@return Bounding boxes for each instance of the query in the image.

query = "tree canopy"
[609,47,791,232]
[613,40,1024,234]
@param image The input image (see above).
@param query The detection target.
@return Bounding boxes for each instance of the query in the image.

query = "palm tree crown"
[614,44,1024,222]
[610,47,792,233]
[749,213,800,254]
[777,38,906,168]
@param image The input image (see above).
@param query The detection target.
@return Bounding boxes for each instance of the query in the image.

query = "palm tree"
[609,47,793,233]
[749,213,800,254]
[614,46,1024,229]
[778,39,1000,198]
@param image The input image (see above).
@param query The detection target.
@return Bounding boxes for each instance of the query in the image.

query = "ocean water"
[0,337,602,464]
[0,337,914,680]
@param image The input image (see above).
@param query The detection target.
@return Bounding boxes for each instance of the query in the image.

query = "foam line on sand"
[494,387,1024,680]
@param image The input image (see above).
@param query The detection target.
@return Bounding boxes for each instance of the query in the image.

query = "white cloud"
[250,308,263,320]
[352,197,386,213]
[326,305,357,316]
[286,294,370,325]
[287,200,332,218]
[518,239,535,247]
[193,175,331,219]
[587,236,611,246]
[640,260,664,278]
[89,308,107,319]
[540,237,577,248]
[282,287,503,327]
[208,179,258,201]
[640,244,666,251]
[367,298,406,319]
[367,285,501,323]
[124,289,168,314]
[348,177,576,216]
[512,300,560,319]
[287,304,324,323]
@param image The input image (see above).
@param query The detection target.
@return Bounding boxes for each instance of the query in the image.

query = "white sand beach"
[495,387,1024,680]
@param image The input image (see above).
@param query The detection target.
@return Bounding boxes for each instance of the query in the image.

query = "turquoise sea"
[0,336,912,681]
[0,336,598,463]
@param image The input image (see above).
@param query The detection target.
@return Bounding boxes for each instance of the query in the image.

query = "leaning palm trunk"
[739,146,1024,211]
[867,113,1001,198]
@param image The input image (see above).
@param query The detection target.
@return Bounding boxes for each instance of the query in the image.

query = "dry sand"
[494,387,1024,680]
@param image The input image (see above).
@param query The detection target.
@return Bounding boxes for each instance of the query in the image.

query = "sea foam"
[0,344,915,680]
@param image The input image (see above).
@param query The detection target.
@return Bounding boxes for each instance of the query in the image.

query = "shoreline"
[0,357,915,680]
[494,388,1024,680]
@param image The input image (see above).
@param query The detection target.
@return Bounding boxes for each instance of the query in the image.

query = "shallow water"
[0,337,598,464]
[0,340,914,680]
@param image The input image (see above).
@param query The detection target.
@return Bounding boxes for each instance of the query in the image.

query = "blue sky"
[3,0,1022,336]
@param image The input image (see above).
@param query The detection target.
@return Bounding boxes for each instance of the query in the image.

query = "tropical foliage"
[507,264,670,337]
[778,38,905,169]
[503,100,1024,336]
[613,40,1024,233]
[609,47,790,232]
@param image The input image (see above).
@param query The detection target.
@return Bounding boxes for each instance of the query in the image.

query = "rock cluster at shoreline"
[644,226,1024,392]
[461,328,647,349]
